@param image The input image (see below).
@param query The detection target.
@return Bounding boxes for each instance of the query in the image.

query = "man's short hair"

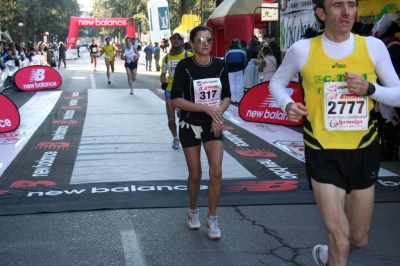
[231,38,239,45]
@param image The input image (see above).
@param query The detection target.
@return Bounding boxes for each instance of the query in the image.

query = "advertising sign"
[147,0,171,42]
[280,8,319,51]
[280,0,314,15]
[262,3,279,21]
[0,94,20,133]
[13,66,62,91]
[238,81,304,126]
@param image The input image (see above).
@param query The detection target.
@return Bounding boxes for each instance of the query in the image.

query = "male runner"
[269,0,400,265]
[99,37,117,84]
[89,38,99,71]
[160,32,192,149]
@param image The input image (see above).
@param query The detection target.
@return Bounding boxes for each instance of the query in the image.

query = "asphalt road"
[0,53,399,266]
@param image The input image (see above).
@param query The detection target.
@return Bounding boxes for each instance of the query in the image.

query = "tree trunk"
[181,0,189,16]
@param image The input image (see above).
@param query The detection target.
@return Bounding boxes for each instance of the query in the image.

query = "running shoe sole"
[312,245,327,266]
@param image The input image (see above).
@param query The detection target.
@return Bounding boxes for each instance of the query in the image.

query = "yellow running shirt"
[161,50,193,91]
[300,34,378,150]
[102,44,116,62]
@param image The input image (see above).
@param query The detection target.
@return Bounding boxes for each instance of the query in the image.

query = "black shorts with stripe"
[305,142,380,193]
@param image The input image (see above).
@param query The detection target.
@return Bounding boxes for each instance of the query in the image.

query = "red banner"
[13,66,62,91]
[0,94,20,133]
[238,81,304,126]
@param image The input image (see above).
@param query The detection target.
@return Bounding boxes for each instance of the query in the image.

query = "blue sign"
[158,7,170,30]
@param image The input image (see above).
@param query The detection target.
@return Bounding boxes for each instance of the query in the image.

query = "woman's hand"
[205,105,223,124]
[211,119,224,137]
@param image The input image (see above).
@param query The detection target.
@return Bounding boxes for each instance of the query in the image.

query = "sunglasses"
[194,37,214,45]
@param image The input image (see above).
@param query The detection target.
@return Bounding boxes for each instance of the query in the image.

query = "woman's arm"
[258,60,266,72]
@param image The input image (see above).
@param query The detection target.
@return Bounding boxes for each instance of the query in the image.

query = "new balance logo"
[370,171,377,179]
[29,69,46,82]
[332,63,346,68]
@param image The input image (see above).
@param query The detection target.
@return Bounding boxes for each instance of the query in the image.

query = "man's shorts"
[179,121,223,148]
[90,53,97,58]
[305,142,380,193]
[164,90,172,99]
[105,60,115,66]
[124,62,137,70]
[165,90,184,99]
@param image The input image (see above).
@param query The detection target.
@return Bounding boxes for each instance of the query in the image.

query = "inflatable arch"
[66,16,136,48]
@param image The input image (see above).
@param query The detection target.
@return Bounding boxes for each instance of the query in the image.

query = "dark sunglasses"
[194,37,214,45]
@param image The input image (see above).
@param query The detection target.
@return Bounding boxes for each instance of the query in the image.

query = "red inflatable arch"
[206,0,265,58]
[66,16,136,48]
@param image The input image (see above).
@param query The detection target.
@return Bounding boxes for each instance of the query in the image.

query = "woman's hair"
[262,46,273,56]
[189,25,213,42]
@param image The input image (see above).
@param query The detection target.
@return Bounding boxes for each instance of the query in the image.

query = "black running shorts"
[179,122,223,148]
[305,142,380,193]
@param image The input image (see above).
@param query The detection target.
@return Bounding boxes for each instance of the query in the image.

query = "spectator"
[268,40,281,67]
[154,42,161,71]
[224,38,248,103]
[373,14,400,161]
[163,38,169,53]
[258,46,277,82]
[246,35,260,61]
[240,40,247,51]
[143,42,154,71]
[58,42,67,69]
[77,43,81,58]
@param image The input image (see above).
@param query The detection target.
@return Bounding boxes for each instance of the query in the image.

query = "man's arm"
[120,48,125,60]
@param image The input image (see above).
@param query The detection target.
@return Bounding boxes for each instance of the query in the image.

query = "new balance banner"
[13,66,62,91]
[239,81,304,126]
[0,94,20,133]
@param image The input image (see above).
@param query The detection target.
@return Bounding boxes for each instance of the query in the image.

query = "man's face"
[92,39,95,44]
[170,35,183,48]
[317,0,356,38]
[106,38,110,44]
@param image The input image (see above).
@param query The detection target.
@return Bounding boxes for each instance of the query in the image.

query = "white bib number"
[169,60,179,77]
[324,82,368,131]
[193,78,222,106]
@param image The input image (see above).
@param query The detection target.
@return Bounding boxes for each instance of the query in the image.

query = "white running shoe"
[172,138,180,149]
[206,215,221,240]
[130,89,133,95]
[312,245,328,266]
[187,209,200,230]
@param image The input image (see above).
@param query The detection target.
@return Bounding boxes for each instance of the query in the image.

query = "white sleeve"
[366,37,400,107]
[269,40,310,112]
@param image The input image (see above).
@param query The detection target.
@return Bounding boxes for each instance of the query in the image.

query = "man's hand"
[345,71,369,95]
[285,102,308,123]
[161,82,168,90]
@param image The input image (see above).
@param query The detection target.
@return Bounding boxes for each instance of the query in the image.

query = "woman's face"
[190,30,213,56]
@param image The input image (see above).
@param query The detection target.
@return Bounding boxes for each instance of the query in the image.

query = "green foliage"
[0,0,80,43]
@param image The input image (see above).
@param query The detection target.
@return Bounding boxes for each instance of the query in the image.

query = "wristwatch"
[365,82,376,96]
